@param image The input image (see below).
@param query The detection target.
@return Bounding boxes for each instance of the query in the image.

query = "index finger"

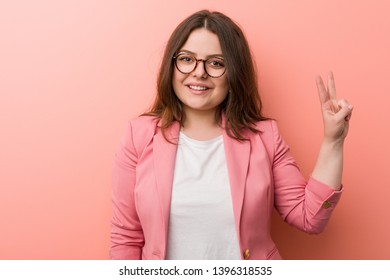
[315,75,329,105]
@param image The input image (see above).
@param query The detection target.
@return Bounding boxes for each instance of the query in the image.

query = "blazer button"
[243,249,250,260]
[322,201,331,209]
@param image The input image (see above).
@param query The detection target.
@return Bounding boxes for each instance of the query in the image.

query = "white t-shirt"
[166,132,241,260]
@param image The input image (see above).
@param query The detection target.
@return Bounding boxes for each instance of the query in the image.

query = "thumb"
[337,100,353,121]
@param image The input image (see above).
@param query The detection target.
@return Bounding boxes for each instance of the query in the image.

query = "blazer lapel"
[222,117,251,241]
[152,121,180,249]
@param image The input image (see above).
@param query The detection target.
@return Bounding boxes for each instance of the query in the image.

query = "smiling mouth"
[188,85,209,91]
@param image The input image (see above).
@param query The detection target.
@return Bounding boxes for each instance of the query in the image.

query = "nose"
[192,59,208,78]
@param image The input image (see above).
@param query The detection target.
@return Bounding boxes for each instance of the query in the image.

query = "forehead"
[180,28,223,56]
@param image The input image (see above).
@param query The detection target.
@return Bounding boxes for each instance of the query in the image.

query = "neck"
[181,108,222,140]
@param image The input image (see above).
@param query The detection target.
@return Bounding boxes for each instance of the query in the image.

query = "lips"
[189,85,208,91]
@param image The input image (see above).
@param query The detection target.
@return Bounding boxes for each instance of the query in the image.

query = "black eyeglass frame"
[172,54,227,78]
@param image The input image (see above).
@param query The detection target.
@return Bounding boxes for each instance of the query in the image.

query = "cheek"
[218,80,229,103]
[216,78,229,95]
[172,70,187,93]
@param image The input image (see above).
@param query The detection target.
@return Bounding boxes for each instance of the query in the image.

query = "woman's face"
[172,28,229,117]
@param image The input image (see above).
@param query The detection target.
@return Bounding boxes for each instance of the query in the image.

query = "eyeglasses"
[173,53,226,78]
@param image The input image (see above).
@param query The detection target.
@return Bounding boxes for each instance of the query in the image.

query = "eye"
[207,57,225,68]
[177,55,195,64]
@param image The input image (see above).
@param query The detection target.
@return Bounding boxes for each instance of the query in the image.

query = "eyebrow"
[178,49,224,58]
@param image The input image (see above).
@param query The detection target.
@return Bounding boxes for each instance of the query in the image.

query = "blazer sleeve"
[110,121,144,259]
[270,120,343,234]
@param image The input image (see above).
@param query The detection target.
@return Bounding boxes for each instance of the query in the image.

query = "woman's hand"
[311,72,353,189]
[316,72,353,143]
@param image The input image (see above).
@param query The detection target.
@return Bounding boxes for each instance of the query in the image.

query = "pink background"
[1,0,389,259]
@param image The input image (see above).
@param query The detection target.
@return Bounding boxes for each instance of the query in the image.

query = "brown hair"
[144,10,269,141]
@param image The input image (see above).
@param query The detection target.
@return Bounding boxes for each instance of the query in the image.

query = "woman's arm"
[110,121,144,259]
[311,72,353,190]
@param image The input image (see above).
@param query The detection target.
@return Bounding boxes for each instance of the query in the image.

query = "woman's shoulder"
[121,115,161,154]
[249,119,287,160]
[124,114,160,141]
[249,119,285,146]
[253,119,279,134]
[128,114,160,128]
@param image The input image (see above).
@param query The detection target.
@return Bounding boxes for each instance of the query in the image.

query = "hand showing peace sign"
[316,72,353,143]
[311,72,353,189]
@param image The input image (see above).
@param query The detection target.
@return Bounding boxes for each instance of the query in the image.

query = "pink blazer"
[110,115,342,260]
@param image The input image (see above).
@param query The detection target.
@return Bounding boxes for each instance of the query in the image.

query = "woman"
[110,10,353,260]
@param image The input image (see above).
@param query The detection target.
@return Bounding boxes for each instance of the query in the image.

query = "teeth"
[189,85,207,91]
